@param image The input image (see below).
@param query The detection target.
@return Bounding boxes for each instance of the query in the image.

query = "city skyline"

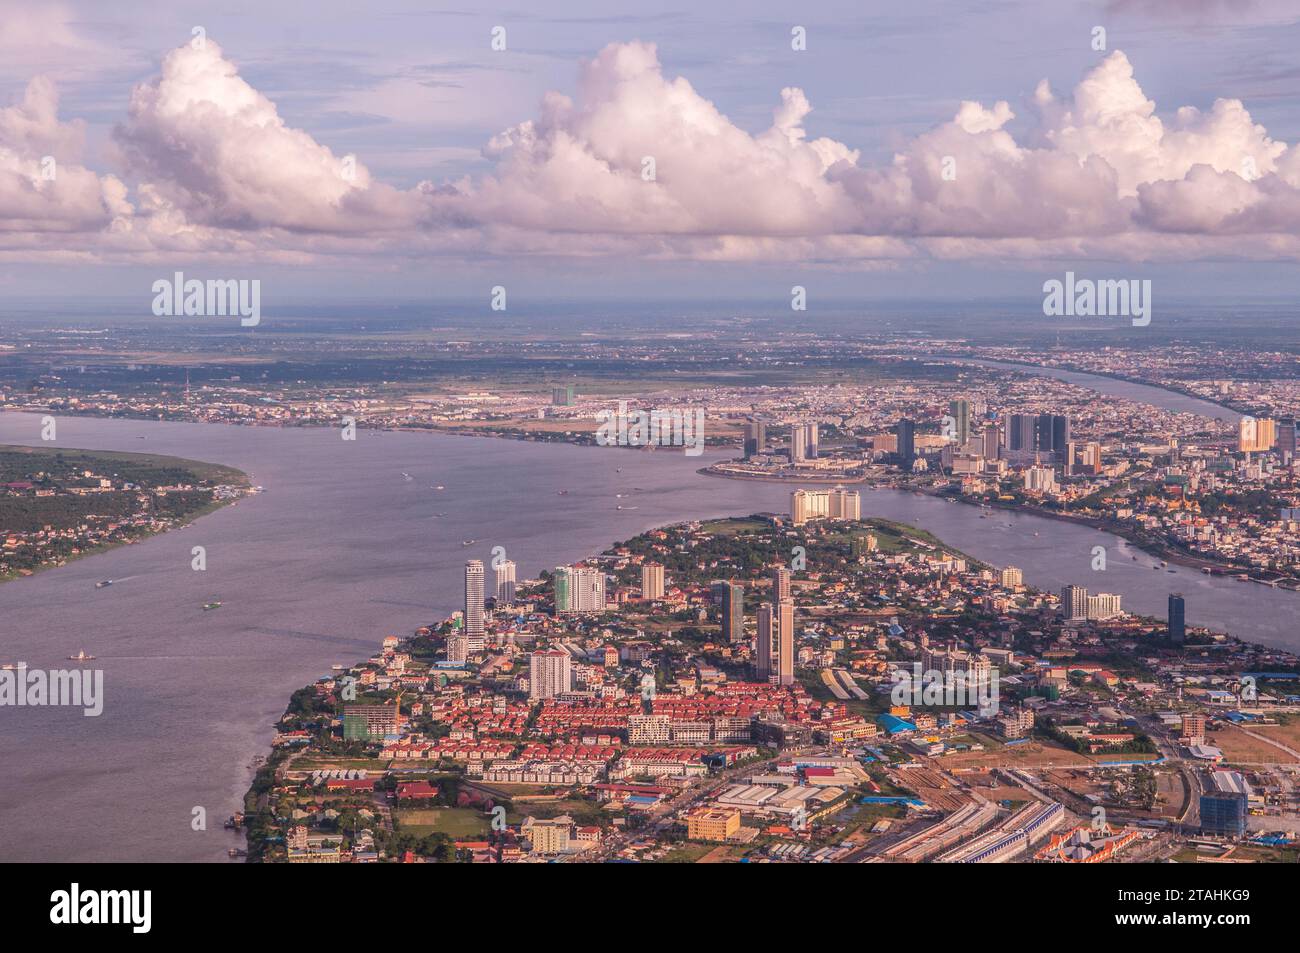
[0,0,1297,908]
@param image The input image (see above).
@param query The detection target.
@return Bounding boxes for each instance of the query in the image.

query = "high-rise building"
[743,418,767,459]
[714,581,745,643]
[551,384,576,406]
[1005,414,1033,452]
[1074,441,1103,476]
[790,488,825,525]
[641,562,665,600]
[1000,566,1023,588]
[1085,592,1123,620]
[529,650,572,700]
[464,560,485,642]
[494,559,516,605]
[1239,416,1276,453]
[554,565,606,614]
[791,423,809,463]
[1023,465,1058,494]
[981,427,1001,460]
[1050,415,1070,455]
[1168,593,1186,645]
[948,399,971,445]
[1006,413,1069,457]
[757,600,795,685]
[1061,584,1088,621]
[804,421,819,460]
[828,486,860,520]
[553,567,570,614]
[1277,417,1297,462]
[895,418,916,466]
[1200,771,1250,837]
[790,487,860,525]
[771,566,791,602]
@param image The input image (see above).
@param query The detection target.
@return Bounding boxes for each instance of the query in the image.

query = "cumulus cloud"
[0,77,129,234]
[5,36,1300,265]
[452,43,1300,252]
[112,38,426,234]
[462,41,861,237]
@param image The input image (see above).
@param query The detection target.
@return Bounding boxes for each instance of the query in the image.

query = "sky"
[2,0,1300,303]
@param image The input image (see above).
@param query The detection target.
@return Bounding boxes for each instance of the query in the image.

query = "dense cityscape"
[239,403,1300,864]
[4,0,1299,934]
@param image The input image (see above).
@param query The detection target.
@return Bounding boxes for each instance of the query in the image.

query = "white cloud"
[3,38,1300,266]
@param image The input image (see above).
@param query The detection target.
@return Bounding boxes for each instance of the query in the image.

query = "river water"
[0,362,1292,861]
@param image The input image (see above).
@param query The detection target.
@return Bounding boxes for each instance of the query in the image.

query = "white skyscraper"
[555,565,606,614]
[1086,592,1123,621]
[791,423,808,463]
[495,559,517,605]
[464,560,485,644]
[790,487,860,525]
[757,600,795,686]
[641,562,665,600]
[529,650,572,700]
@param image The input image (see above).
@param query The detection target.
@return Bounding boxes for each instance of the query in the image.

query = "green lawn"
[699,518,771,536]
[395,808,491,839]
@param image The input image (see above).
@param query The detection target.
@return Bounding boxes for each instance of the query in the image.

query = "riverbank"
[697,464,868,485]
[0,443,253,586]
[914,482,1299,590]
[939,356,1244,423]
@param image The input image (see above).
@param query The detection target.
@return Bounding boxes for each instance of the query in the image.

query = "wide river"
[0,366,1292,861]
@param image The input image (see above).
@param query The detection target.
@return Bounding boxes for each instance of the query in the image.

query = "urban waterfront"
[0,393,1295,861]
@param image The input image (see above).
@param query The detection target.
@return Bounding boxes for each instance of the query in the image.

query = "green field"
[395,808,491,839]
[699,518,771,536]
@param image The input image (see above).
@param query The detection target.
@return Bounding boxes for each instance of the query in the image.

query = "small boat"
[462,539,476,546]
[401,472,413,482]
[95,579,113,589]
[0,663,17,670]
[434,485,446,491]
[1167,569,1176,573]
[331,664,345,671]
[203,600,222,611]
[68,650,96,661]
[1202,567,1212,574]
[557,489,570,496]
